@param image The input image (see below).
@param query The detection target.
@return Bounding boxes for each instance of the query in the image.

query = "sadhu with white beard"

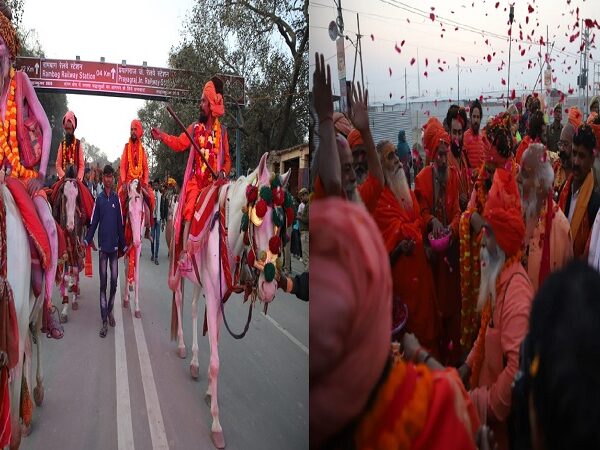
[373,140,440,357]
[518,143,573,292]
[458,168,534,450]
[415,117,462,365]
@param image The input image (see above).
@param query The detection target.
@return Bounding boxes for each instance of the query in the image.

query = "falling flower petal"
[430,12,435,21]
[501,78,506,85]
[389,67,393,76]
[511,89,516,99]
[438,66,444,71]
[487,54,492,62]
[426,58,429,66]
[528,4,534,13]
[370,34,375,41]
[495,1,499,7]
[410,57,416,65]
[424,71,428,77]
[389,92,393,98]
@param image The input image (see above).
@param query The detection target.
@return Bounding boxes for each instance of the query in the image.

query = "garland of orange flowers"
[459,209,481,350]
[127,140,144,179]
[354,361,433,449]
[195,118,222,178]
[469,249,523,388]
[61,138,77,168]
[0,68,37,179]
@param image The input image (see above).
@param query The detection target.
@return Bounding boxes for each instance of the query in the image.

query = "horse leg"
[60,269,69,323]
[33,197,62,339]
[176,281,186,358]
[190,284,201,379]
[205,285,225,449]
[72,267,79,310]
[33,310,44,407]
[123,256,130,309]
[134,246,141,318]
[21,337,33,437]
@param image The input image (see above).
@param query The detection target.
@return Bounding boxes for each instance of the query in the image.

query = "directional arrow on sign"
[34,62,39,75]
[111,67,115,80]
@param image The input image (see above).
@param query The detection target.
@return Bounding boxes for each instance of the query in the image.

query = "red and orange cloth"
[311,197,479,450]
[332,112,353,137]
[347,128,363,149]
[568,106,583,129]
[463,128,485,169]
[482,168,525,257]
[558,171,596,258]
[423,117,450,164]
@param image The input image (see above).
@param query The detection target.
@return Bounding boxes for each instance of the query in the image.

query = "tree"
[138,0,308,179]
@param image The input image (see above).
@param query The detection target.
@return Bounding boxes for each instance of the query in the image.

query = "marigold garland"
[127,140,144,179]
[193,118,221,183]
[61,138,78,169]
[0,68,38,179]
[355,362,433,450]
[469,249,523,388]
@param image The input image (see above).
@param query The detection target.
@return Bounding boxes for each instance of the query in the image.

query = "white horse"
[123,179,144,318]
[56,179,83,323]
[2,180,45,449]
[169,153,290,448]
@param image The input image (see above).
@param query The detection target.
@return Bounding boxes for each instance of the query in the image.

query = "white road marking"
[129,289,169,450]
[115,273,135,450]
[262,312,308,355]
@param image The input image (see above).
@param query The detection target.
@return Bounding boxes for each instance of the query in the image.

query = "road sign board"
[14,57,245,105]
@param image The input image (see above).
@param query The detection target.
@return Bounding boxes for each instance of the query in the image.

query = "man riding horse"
[0,5,62,339]
[150,77,231,271]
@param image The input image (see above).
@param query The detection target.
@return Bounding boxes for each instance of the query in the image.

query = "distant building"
[267,143,309,196]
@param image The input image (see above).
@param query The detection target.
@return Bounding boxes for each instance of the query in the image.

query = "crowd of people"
[310,51,600,449]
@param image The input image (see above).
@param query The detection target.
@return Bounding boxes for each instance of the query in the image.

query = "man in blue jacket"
[83,165,127,338]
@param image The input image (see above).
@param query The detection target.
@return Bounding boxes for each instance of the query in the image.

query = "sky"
[309,0,599,106]
[21,0,195,161]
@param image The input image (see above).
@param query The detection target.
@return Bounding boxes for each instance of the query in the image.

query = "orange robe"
[414,166,462,364]
[161,122,230,221]
[373,187,440,356]
[515,135,532,164]
[448,149,472,211]
[463,129,485,170]
[355,361,479,450]
[312,172,383,214]
[466,261,533,450]
[524,195,573,292]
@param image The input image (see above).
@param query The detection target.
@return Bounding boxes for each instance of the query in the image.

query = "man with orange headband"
[0,4,64,340]
[459,168,533,450]
[151,77,230,267]
[119,119,154,220]
[415,117,462,365]
[445,105,472,211]
[51,111,94,220]
[373,138,440,357]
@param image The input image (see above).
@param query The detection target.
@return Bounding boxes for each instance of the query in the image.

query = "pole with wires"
[506,4,514,108]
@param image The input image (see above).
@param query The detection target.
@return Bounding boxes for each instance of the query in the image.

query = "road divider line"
[262,312,308,355]
[129,292,169,449]
[115,273,135,450]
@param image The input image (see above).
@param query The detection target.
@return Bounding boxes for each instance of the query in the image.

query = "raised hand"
[348,82,370,134]
[312,53,333,123]
[150,127,162,141]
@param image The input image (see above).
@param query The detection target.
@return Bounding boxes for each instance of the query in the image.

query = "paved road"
[21,231,308,450]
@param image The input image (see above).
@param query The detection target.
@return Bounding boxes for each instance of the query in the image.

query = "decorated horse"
[0,177,46,449]
[123,179,149,318]
[168,152,293,448]
[51,178,86,323]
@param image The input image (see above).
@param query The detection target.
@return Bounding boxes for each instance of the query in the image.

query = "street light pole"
[507,4,514,108]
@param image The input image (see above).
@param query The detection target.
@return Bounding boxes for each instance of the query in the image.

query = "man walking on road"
[83,165,127,338]
[151,178,165,264]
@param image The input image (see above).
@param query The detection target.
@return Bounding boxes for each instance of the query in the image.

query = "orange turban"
[483,168,525,257]
[131,119,143,139]
[0,12,18,58]
[62,111,77,130]
[568,107,583,129]
[203,80,225,118]
[332,112,353,137]
[310,198,392,449]
[423,117,450,164]
[347,128,364,150]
